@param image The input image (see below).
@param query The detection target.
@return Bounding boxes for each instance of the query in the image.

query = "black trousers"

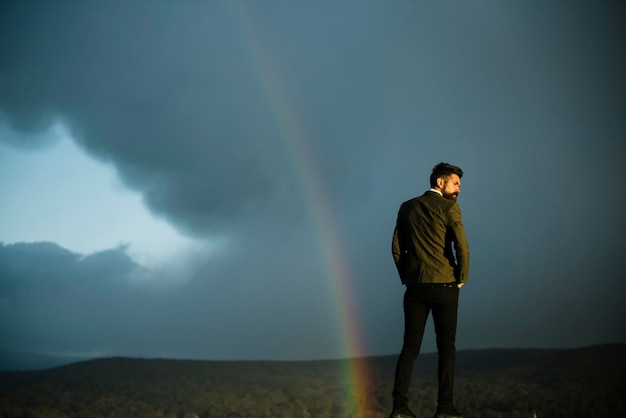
[392,283,459,408]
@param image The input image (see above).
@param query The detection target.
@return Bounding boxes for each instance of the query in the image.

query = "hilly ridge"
[0,344,624,417]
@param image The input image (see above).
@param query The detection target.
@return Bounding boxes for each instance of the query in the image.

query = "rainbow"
[230,4,374,417]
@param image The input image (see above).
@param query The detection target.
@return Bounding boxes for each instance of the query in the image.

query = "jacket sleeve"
[392,205,408,284]
[448,203,470,283]
[392,226,401,266]
[392,226,406,284]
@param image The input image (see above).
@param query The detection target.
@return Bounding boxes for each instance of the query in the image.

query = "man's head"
[430,162,463,201]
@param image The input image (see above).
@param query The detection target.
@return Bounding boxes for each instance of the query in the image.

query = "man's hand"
[457,283,464,289]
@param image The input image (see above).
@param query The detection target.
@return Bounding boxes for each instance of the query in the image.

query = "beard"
[443,191,458,201]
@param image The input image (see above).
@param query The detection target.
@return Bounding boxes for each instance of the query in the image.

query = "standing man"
[390,162,469,418]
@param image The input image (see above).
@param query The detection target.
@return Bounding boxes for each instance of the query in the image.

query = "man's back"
[392,191,469,285]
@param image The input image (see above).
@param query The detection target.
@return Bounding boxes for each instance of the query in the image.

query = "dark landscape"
[0,344,624,418]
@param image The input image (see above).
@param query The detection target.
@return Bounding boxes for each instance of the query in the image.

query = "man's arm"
[392,227,401,265]
[392,226,407,284]
[392,204,409,284]
[449,203,470,285]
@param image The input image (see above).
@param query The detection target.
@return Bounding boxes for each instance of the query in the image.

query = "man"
[390,162,470,418]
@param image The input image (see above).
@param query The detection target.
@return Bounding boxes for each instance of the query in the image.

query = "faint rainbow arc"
[230,4,372,417]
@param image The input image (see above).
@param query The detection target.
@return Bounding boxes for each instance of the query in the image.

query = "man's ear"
[436,177,445,189]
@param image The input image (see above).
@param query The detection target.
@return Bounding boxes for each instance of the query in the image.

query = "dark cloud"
[1,0,625,367]
[0,240,350,362]
[0,0,388,235]
[0,242,141,354]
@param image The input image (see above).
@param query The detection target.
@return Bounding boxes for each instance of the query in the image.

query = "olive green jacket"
[392,191,470,285]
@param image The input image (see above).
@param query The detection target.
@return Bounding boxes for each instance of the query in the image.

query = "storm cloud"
[1,0,625,368]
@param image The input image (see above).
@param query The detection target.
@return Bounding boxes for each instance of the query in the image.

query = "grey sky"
[1,0,625,368]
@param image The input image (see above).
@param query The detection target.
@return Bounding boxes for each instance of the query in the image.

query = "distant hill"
[0,344,624,418]
[0,349,91,372]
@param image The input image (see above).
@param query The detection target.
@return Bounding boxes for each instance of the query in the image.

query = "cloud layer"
[1,0,625,366]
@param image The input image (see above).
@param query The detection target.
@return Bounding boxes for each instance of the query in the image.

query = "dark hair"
[429,162,463,188]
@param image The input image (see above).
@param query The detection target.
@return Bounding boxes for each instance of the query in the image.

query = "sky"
[1,0,625,370]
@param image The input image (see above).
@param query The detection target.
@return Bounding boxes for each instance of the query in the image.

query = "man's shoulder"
[420,191,452,204]
[404,192,460,210]
[401,195,422,205]
[399,193,427,210]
